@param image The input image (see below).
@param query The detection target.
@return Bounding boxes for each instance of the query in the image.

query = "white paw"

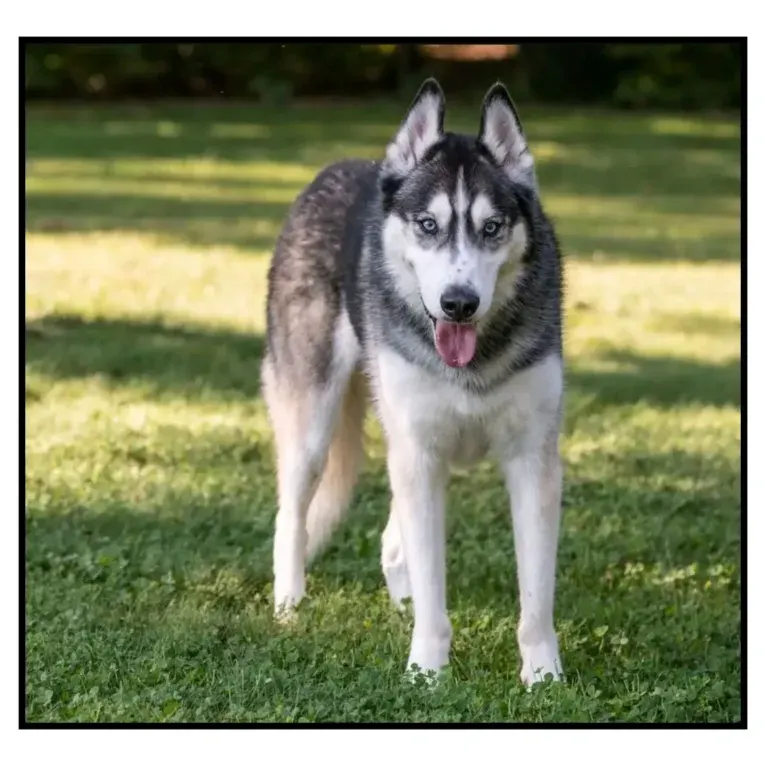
[406,629,451,682]
[274,602,299,624]
[383,560,412,608]
[273,580,304,623]
[519,638,563,687]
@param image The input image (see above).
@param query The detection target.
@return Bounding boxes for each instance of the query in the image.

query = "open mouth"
[422,301,478,369]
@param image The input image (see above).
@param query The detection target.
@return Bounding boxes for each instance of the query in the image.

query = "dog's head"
[379,78,538,368]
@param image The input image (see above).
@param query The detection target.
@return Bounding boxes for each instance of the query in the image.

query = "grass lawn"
[25,101,741,723]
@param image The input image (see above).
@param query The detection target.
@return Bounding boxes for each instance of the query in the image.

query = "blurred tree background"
[25,42,742,110]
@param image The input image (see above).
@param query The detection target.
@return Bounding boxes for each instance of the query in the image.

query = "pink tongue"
[434,320,477,368]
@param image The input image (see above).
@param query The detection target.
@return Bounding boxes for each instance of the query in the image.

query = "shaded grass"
[26,102,740,262]
[24,102,741,723]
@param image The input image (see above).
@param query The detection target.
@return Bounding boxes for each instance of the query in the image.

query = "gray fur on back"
[265,159,377,388]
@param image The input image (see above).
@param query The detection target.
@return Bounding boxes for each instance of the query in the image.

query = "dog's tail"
[305,373,366,561]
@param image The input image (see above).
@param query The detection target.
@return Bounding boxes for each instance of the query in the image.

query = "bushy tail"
[305,373,366,561]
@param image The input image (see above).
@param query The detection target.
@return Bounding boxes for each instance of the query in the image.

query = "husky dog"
[262,79,564,686]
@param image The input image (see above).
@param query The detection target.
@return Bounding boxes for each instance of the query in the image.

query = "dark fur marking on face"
[382,133,533,265]
[379,174,403,215]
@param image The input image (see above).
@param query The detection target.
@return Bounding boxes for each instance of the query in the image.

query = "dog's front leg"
[501,434,564,686]
[386,431,451,677]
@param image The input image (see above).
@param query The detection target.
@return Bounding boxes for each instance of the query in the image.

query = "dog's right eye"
[417,217,438,235]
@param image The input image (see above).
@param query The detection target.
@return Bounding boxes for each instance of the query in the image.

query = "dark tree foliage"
[24,42,741,111]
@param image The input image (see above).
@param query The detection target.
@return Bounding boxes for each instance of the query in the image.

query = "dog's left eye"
[483,221,501,237]
[418,217,438,235]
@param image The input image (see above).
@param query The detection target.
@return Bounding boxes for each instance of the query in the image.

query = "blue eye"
[418,217,438,235]
[483,220,501,237]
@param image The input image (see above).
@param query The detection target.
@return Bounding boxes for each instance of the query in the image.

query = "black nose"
[440,286,480,322]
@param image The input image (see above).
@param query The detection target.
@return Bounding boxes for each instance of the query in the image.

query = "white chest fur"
[369,347,563,466]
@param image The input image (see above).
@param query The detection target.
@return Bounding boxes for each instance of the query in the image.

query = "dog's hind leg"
[263,315,362,618]
[381,502,412,607]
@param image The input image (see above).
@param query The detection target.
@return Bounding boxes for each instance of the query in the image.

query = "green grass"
[25,101,741,723]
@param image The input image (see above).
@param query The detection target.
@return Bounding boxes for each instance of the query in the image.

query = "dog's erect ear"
[384,78,445,178]
[478,83,537,190]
